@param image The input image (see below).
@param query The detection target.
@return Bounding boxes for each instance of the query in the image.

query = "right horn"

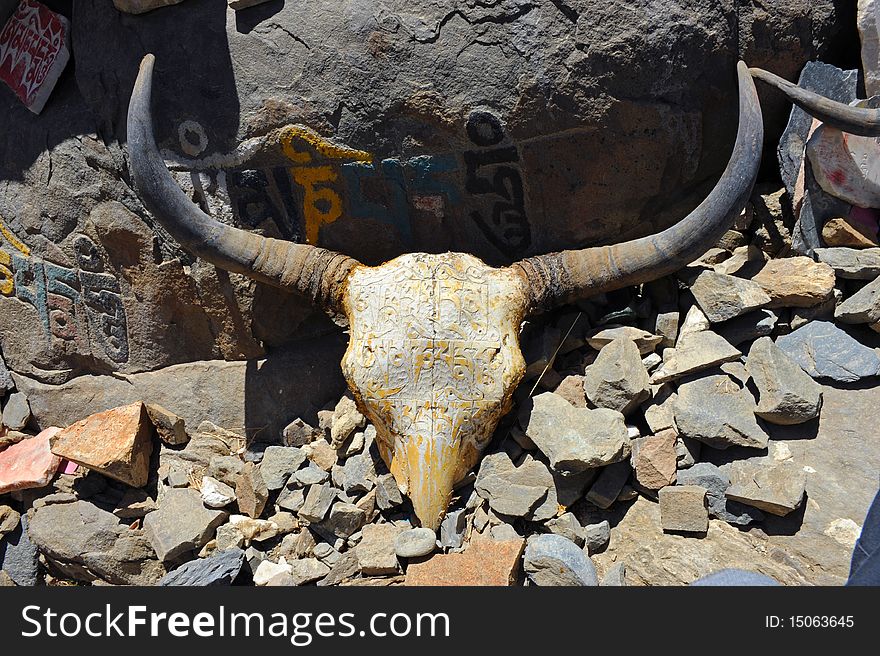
[511,61,763,312]
[127,54,360,317]
[749,67,880,137]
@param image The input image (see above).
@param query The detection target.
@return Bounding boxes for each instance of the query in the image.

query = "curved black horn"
[127,54,359,314]
[750,66,880,137]
[512,61,763,311]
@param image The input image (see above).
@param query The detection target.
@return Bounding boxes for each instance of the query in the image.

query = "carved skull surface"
[343,252,528,527]
[127,54,770,530]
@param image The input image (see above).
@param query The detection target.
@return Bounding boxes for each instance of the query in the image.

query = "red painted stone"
[0,0,70,114]
[0,427,62,493]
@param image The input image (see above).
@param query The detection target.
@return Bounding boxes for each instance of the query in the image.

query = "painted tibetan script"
[0,0,70,114]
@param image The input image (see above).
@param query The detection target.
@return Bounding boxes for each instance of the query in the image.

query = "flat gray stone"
[355,523,402,575]
[394,528,437,559]
[523,534,598,586]
[585,461,632,510]
[519,392,630,473]
[0,515,38,586]
[746,337,823,425]
[584,520,610,554]
[159,548,245,586]
[258,446,306,490]
[583,338,651,415]
[438,508,468,549]
[375,473,404,510]
[342,453,376,495]
[717,309,778,346]
[674,374,769,449]
[659,485,709,533]
[315,503,366,539]
[143,488,228,562]
[1,392,31,431]
[726,459,807,516]
[690,271,771,322]
[28,501,165,584]
[650,331,742,383]
[835,275,880,325]
[545,512,585,547]
[775,321,880,382]
[676,462,763,525]
[814,247,880,279]
[475,454,557,521]
[299,484,336,523]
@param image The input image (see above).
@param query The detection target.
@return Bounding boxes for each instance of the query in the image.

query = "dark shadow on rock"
[243,331,348,444]
[234,0,286,34]
[760,497,808,537]
[0,0,239,180]
[699,444,770,468]
[764,416,820,442]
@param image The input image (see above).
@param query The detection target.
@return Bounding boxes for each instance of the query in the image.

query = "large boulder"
[0,1,848,395]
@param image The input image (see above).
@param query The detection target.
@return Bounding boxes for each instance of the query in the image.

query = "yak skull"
[127,54,775,530]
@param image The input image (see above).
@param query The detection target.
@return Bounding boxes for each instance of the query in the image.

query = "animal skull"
[128,54,768,530]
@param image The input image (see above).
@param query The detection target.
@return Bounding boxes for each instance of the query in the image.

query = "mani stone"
[633,429,678,490]
[159,548,245,586]
[143,488,228,561]
[356,523,403,575]
[1,392,30,430]
[523,534,598,586]
[259,446,306,490]
[658,485,709,533]
[395,528,437,559]
[677,462,763,526]
[814,247,880,279]
[28,501,165,585]
[585,461,632,510]
[583,338,651,415]
[145,404,188,446]
[586,326,662,354]
[650,331,742,383]
[835,276,880,325]
[0,428,61,494]
[775,320,880,382]
[50,402,154,487]
[746,337,823,425]
[674,374,769,450]
[519,392,630,473]
[404,538,524,586]
[725,460,807,516]
[750,257,836,307]
[689,271,771,322]
[234,462,269,519]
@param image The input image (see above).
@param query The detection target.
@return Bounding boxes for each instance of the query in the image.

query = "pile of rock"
[1,184,878,587]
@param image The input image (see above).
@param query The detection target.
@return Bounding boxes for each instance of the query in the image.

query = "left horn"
[127,54,359,316]
[511,61,763,312]
[749,66,880,137]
